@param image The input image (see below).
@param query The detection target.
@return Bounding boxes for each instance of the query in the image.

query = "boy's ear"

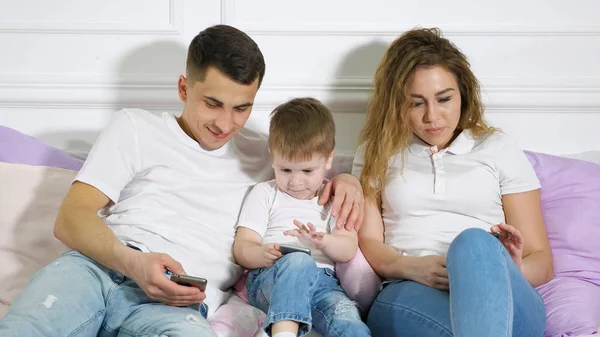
[325,150,335,170]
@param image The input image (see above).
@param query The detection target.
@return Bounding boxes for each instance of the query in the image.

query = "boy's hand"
[262,243,283,267]
[284,220,328,250]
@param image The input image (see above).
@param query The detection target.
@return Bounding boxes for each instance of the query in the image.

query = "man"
[0,25,363,337]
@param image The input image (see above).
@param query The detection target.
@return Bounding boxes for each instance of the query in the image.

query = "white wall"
[0,0,599,155]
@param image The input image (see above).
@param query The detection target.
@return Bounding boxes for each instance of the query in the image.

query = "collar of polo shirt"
[408,130,476,156]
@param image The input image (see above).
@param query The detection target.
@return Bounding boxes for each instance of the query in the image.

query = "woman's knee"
[448,228,496,258]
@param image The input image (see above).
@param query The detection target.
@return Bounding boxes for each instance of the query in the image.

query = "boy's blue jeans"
[367,228,547,337]
[0,250,214,337]
[246,252,371,337]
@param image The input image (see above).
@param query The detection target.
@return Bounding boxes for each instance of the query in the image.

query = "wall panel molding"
[219,0,600,37]
[0,0,184,35]
[0,74,598,113]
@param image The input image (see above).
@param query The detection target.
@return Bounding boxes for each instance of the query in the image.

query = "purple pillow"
[0,126,83,171]
[525,151,600,337]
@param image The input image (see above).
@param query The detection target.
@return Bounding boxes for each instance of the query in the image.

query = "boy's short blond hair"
[269,97,335,161]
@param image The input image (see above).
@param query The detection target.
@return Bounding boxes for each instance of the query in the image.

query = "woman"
[354,28,552,336]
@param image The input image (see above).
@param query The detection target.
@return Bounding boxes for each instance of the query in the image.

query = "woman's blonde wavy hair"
[359,27,496,201]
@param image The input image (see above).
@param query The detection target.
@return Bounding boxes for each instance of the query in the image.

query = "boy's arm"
[320,228,358,263]
[233,227,281,269]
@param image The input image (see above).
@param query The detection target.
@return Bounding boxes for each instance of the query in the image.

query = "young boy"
[233,98,371,337]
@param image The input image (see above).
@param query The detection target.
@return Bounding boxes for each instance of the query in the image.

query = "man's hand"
[318,173,364,231]
[126,251,205,307]
[262,243,283,267]
[284,220,328,250]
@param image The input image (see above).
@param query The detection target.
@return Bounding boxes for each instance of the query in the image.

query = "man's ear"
[325,150,335,170]
[177,75,188,102]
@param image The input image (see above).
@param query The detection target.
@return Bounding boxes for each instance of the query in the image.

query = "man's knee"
[119,305,216,337]
[165,314,216,337]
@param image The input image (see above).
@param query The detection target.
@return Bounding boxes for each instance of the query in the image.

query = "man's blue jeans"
[246,252,371,337]
[0,250,214,337]
[367,228,547,337]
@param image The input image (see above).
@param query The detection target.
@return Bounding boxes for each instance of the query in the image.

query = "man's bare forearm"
[54,206,139,277]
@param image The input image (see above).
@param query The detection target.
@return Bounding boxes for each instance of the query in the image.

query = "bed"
[1,123,599,337]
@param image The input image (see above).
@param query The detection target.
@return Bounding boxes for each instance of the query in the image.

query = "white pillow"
[0,162,72,318]
[563,150,600,165]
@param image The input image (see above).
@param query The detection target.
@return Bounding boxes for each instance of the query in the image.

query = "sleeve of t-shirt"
[235,182,273,238]
[75,110,141,203]
[493,133,541,195]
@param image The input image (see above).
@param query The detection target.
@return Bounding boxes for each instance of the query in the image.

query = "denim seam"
[374,299,453,337]
[118,326,165,336]
[265,312,312,335]
[501,247,514,337]
[98,280,123,334]
[67,308,106,337]
[311,305,343,337]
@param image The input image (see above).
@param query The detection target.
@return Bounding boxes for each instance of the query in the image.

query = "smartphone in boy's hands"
[279,244,311,256]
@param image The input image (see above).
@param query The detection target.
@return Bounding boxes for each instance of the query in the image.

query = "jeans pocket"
[322,268,340,285]
[246,269,263,296]
[254,289,270,312]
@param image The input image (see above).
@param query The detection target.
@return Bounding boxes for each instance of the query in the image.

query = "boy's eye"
[302,169,313,173]
[281,168,292,173]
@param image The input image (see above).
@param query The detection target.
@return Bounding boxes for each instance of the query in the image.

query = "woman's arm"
[502,189,553,287]
[358,197,425,281]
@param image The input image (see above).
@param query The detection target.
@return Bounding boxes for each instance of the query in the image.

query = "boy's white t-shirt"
[236,180,336,270]
[352,130,540,257]
[75,108,273,316]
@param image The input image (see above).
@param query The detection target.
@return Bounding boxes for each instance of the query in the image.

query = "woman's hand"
[490,223,524,270]
[411,255,448,291]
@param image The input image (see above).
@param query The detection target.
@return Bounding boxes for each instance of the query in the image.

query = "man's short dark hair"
[186,25,266,87]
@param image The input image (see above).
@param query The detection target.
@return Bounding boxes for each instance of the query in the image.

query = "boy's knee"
[277,252,317,273]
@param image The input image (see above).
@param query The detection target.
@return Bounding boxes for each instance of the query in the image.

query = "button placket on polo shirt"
[430,145,446,194]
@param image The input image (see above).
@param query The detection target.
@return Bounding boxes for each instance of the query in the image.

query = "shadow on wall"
[329,39,389,152]
[115,39,187,115]
[37,40,188,153]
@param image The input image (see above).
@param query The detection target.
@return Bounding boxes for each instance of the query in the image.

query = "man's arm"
[54,181,203,306]
[54,181,136,275]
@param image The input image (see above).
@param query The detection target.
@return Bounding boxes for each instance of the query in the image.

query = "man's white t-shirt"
[75,108,273,316]
[352,130,540,257]
[235,180,336,270]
